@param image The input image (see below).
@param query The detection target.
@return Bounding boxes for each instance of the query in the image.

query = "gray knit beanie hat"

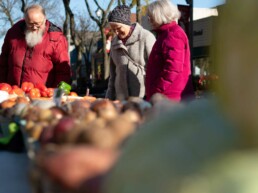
[108,5,131,26]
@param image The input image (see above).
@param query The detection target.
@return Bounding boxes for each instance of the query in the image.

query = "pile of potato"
[0,93,176,193]
[0,95,152,151]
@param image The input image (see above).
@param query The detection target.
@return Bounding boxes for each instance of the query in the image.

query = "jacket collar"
[155,21,177,33]
[112,23,142,50]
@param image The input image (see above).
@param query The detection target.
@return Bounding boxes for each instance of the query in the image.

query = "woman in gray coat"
[105,5,156,100]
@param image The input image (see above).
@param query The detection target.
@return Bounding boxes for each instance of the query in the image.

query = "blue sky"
[70,0,226,13]
[172,0,226,8]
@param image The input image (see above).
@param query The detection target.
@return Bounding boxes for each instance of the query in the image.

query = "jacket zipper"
[20,46,33,86]
[20,47,29,87]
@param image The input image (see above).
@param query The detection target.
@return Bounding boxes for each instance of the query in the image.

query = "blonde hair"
[147,0,181,26]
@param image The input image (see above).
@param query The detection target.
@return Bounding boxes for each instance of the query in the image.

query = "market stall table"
[0,152,32,193]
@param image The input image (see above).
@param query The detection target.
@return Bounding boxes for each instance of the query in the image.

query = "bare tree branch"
[0,0,20,26]
[20,0,25,12]
[62,0,99,91]
[93,0,104,13]
[84,0,116,80]
[84,0,100,25]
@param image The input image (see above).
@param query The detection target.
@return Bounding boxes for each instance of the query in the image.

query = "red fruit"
[12,85,19,89]
[69,91,78,97]
[46,88,54,97]
[35,84,52,98]
[40,91,48,97]
[21,82,34,93]
[0,83,12,93]
[35,83,47,92]
[28,88,41,98]
[10,87,24,97]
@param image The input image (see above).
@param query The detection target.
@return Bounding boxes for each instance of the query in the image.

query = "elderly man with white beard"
[0,4,71,88]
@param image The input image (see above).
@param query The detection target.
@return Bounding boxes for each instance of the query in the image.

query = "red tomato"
[0,83,12,93]
[21,82,34,93]
[10,88,24,97]
[69,91,78,97]
[35,83,48,97]
[40,91,48,97]
[46,88,54,97]
[12,85,19,90]
[35,83,47,92]
[29,88,41,98]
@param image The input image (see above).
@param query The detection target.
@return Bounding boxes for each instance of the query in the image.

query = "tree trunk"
[136,0,141,24]
[84,0,114,82]
[98,27,110,80]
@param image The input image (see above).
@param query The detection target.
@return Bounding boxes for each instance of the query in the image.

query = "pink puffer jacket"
[146,21,194,101]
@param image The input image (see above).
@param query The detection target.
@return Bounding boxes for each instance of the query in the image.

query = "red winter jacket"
[146,21,194,101]
[0,20,71,87]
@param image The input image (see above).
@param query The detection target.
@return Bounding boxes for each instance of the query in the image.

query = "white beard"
[25,29,44,48]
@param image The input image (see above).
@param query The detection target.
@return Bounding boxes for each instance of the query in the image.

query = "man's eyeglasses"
[26,20,45,29]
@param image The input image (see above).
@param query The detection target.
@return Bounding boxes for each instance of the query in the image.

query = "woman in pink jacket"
[145,0,194,102]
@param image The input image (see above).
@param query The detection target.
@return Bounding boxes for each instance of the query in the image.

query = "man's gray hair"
[147,0,181,26]
[24,4,46,18]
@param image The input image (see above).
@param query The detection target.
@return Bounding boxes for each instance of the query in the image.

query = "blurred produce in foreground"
[103,1,258,193]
